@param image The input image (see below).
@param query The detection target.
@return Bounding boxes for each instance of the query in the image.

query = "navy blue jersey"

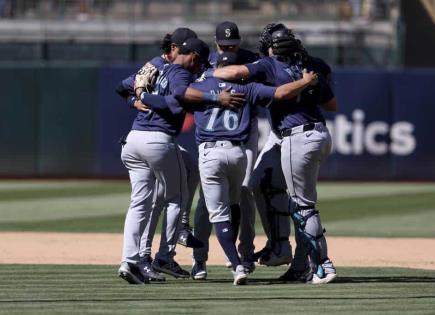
[246,56,334,132]
[208,48,259,69]
[131,64,193,136]
[116,56,169,107]
[188,78,275,144]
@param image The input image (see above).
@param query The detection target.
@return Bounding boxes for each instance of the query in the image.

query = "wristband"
[127,96,137,108]
[202,92,219,104]
[204,68,214,78]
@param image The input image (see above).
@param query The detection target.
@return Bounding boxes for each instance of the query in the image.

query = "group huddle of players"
[115,21,338,286]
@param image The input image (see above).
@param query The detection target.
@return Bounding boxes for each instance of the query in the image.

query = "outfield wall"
[1,65,435,180]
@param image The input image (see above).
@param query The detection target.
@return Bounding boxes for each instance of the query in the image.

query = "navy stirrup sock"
[230,204,241,243]
[214,221,241,270]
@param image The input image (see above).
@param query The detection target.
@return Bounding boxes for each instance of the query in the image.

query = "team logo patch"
[159,77,168,89]
[225,28,231,38]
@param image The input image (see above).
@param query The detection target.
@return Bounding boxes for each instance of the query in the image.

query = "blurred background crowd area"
[0,0,407,67]
[1,1,435,179]
[0,0,397,21]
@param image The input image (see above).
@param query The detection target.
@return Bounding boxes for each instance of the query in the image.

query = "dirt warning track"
[1,232,434,270]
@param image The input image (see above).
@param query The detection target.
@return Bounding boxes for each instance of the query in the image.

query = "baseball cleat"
[177,224,204,249]
[310,272,337,284]
[241,258,256,274]
[309,259,337,284]
[139,259,166,282]
[118,262,147,285]
[279,267,312,282]
[232,265,248,285]
[252,246,270,262]
[152,258,190,279]
[258,251,293,267]
[191,260,207,280]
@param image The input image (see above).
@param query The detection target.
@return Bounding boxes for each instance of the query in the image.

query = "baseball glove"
[134,62,158,96]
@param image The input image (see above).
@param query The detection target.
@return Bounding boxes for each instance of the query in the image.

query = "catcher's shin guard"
[259,168,290,255]
[290,205,328,277]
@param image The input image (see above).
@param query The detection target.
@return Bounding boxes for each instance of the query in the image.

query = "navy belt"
[203,140,243,149]
[280,122,324,138]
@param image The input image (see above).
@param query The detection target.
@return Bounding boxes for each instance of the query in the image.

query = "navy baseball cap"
[215,21,241,46]
[170,28,197,46]
[216,51,238,67]
[179,38,210,62]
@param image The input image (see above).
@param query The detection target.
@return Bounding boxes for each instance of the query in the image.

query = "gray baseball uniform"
[121,130,187,263]
[193,120,257,263]
[199,141,247,223]
[138,145,199,259]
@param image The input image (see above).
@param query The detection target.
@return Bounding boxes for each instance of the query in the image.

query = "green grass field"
[1,181,435,314]
[0,265,434,315]
[0,180,434,237]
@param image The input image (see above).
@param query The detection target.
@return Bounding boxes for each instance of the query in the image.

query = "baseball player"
[192,21,260,278]
[251,25,337,271]
[119,27,203,249]
[117,37,210,284]
[208,23,338,284]
[141,50,318,285]
[116,28,204,283]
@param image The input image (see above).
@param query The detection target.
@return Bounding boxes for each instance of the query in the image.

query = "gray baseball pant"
[120,130,187,264]
[193,122,257,262]
[280,122,332,269]
[199,141,247,224]
[138,145,199,260]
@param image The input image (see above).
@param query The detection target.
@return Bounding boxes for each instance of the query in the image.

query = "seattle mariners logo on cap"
[225,29,231,38]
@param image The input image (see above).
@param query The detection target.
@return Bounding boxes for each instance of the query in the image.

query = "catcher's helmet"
[258,23,288,56]
[259,23,308,64]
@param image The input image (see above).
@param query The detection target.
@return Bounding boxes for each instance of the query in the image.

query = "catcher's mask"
[259,23,308,64]
[258,23,288,57]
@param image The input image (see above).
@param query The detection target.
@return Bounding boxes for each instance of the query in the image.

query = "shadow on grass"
[201,275,435,285]
[1,294,435,304]
[334,276,435,283]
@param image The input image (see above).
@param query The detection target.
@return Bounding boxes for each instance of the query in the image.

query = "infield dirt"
[0,232,434,270]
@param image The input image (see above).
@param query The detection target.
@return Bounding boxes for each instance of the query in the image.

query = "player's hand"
[218,86,245,110]
[302,69,318,86]
[134,100,150,112]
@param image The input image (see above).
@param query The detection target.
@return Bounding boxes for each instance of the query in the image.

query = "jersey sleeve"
[169,68,193,93]
[166,68,193,114]
[246,83,277,108]
[318,77,335,104]
[115,73,135,98]
[149,56,166,69]
[245,58,274,84]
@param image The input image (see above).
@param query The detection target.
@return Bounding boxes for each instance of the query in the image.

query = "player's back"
[247,56,329,131]
[189,77,275,144]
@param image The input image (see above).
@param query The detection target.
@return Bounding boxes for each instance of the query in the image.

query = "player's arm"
[212,65,251,81]
[211,59,270,82]
[115,74,145,109]
[247,70,318,107]
[182,86,245,109]
[273,69,318,101]
[139,86,244,113]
